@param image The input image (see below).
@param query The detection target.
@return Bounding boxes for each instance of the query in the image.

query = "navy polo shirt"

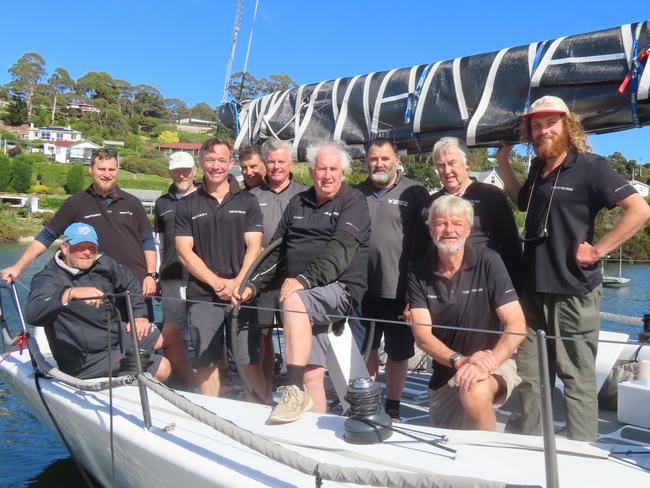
[175,176,263,301]
[430,181,523,293]
[356,173,430,299]
[154,183,199,280]
[45,185,152,283]
[407,244,518,390]
[518,151,637,295]
[273,184,371,303]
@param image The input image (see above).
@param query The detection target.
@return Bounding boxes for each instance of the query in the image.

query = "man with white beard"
[497,95,650,440]
[408,195,525,431]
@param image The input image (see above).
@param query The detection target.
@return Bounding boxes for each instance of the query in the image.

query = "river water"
[1,243,649,487]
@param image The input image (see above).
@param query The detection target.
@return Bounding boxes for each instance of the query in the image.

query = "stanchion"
[536,329,559,488]
[124,292,152,430]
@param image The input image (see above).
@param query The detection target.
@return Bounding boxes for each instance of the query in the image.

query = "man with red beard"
[497,95,650,441]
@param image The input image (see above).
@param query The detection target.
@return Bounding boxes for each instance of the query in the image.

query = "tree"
[48,67,75,124]
[260,74,298,95]
[165,98,190,121]
[65,164,86,194]
[8,52,46,120]
[190,102,217,121]
[133,84,168,119]
[0,155,12,191]
[76,72,119,104]
[2,94,28,126]
[115,79,135,117]
[402,153,440,191]
[157,130,180,144]
[227,72,299,103]
[10,157,33,192]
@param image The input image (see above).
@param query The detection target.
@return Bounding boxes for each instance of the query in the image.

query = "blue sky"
[1,0,648,163]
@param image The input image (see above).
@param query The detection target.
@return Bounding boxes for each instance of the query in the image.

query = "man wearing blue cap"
[25,223,190,380]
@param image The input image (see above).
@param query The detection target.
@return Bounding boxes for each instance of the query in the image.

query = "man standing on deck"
[409,196,525,431]
[153,151,199,388]
[239,145,267,190]
[352,138,430,421]
[236,141,370,423]
[430,137,522,293]
[2,149,160,321]
[244,139,306,402]
[175,138,263,396]
[496,95,650,441]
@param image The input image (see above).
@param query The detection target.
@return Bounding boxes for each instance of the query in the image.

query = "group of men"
[4,95,649,439]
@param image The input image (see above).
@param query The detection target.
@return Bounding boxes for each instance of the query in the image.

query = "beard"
[535,132,570,160]
[370,166,397,185]
[174,179,194,193]
[433,235,465,255]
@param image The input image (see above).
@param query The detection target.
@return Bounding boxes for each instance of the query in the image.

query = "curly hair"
[519,112,592,154]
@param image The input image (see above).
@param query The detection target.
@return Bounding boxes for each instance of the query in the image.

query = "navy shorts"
[188,301,229,368]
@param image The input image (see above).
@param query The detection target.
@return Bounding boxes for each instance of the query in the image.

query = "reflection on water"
[1,244,649,486]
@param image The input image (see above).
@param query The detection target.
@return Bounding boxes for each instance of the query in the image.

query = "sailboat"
[601,246,630,287]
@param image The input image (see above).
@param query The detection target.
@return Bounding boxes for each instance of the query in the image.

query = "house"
[70,141,101,164]
[158,142,202,157]
[103,140,125,149]
[24,124,82,143]
[469,168,504,190]
[630,179,650,197]
[40,140,77,163]
[176,118,218,134]
[65,102,101,114]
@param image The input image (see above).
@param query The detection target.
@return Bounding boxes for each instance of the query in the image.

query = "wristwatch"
[145,272,160,282]
[449,352,463,370]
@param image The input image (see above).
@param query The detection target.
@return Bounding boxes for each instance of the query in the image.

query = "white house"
[469,168,504,190]
[70,141,101,164]
[630,179,650,197]
[40,140,77,163]
[24,124,82,143]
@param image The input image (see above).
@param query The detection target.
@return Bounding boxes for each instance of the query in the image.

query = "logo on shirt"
[388,199,408,207]
[83,213,102,219]
[228,210,246,215]
[159,209,173,217]
[461,287,484,295]
[345,221,360,232]
[292,215,304,220]
[259,202,268,206]
[427,294,439,299]
[192,212,208,220]
[324,211,340,217]
[119,211,134,216]
[554,186,573,192]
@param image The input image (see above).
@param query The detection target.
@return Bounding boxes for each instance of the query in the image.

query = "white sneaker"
[268,385,313,424]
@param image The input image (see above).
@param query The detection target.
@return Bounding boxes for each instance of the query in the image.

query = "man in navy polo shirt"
[430,137,522,293]
[239,145,266,190]
[153,151,199,388]
[409,196,525,431]
[175,138,263,396]
[497,95,650,440]
[352,138,430,421]
[237,141,370,423]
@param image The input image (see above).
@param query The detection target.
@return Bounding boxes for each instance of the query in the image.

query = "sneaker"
[268,385,313,424]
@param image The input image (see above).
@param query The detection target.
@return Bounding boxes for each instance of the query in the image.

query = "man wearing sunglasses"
[497,95,650,441]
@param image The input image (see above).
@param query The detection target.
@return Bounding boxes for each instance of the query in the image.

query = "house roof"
[158,142,202,150]
[54,140,77,147]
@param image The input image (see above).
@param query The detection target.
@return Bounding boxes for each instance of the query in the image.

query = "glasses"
[520,166,562,243]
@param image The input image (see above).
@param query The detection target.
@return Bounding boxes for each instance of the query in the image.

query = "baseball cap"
[168,151,195,170]
[63,223,98,245]
[523,95,569,118]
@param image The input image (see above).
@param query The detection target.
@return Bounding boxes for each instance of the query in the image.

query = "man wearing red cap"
[497,95,650,441]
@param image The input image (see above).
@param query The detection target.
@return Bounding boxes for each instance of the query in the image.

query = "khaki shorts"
[428,358,520,429]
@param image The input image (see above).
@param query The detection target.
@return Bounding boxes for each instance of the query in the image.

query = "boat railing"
[2,278,650,488]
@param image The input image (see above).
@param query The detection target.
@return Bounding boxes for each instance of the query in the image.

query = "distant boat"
[601,246,630,287]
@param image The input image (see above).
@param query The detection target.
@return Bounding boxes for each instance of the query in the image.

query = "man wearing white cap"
[497,95,650,440]
[153,151,199,388]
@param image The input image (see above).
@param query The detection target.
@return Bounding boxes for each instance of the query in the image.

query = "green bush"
[10,157,33,192]
[29,184,58,194]
[65,164,86,194]
[0,155,11,190]
[35,161,69,188]
[39,195,68,209]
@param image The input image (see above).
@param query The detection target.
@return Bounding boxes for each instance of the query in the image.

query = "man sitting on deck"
[408,196,526,430]
[25,223,189,381]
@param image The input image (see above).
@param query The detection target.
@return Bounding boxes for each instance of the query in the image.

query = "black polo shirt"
[356,173,430,299]
[154,183,199,280]
[407,244,518,390]
[45,185,152,282]
[430,181,523,293]
[518,150,637,295]
[175,176,263,301]
[248,177,307,246]
[273,184,371,303]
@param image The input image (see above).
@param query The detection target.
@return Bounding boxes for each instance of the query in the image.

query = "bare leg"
[304,365,327,413]
[385,358,408,401]
[366,349,380,380]
[197,365,220,396]
[242,364,268,403]
[282,292,312,367]
[159,322,197,389]
[459,376,500,431]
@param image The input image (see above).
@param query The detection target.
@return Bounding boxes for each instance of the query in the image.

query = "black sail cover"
[227,21,649,158]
